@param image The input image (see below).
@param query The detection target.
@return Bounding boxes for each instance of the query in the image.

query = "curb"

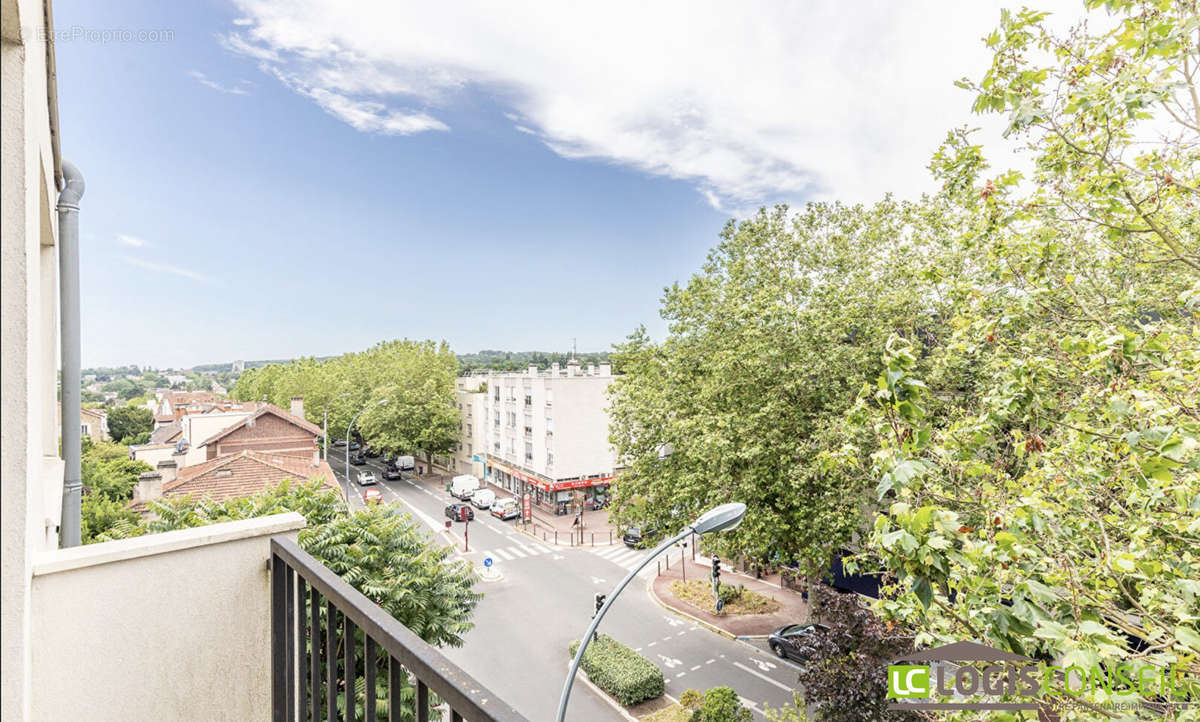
[565,661,638,722]
[644,574,736,640]
[515,524,622,552]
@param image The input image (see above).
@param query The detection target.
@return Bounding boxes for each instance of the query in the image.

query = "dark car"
[767,623,829,662]
[622,525,659,548]
[444,503,474,522]
[383,468,402,481]
[349,453,366,465]
[364,446,381,458]
[381,454,395,467]
[348,441,361,451]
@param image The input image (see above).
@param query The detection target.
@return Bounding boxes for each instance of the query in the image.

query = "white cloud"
[189,69,252,95]
[223,0,1089,207]
[125,257,213,283]
[118,233,148,248]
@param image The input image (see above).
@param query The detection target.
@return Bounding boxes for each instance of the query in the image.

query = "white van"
[491,497,520,521]
[470,488,495,509]
[450,474,480,500]
[397,455,416,471]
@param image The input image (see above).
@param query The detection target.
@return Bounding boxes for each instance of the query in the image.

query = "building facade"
[459,359,619,513]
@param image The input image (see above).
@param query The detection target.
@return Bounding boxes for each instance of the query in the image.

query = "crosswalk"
[589,544,658,577]
[478,541,554,562]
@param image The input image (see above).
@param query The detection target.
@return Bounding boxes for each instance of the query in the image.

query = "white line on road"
[505,546,527,558]
[690,665,701,671]
[732,661,794,693]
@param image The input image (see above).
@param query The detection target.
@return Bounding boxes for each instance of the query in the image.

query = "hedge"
[568,633,665,706]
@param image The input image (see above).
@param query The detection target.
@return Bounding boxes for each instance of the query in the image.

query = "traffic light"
[711,556,721,582]
[593,593,606,618]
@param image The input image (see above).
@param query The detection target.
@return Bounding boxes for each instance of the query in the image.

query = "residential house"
[129,449,339,512]
[54,403,108,443]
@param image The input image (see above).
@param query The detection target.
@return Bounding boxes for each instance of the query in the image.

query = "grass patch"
[670,579,782,615]
[640,703,692,721]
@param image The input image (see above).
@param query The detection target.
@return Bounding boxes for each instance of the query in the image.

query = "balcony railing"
[271,537,528,722]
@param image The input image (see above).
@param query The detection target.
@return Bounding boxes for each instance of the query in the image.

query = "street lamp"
[555,502,747,722]
[323,392,352,460]
[344,399,387,499]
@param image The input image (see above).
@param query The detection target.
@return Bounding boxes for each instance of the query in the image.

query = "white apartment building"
[457,359,619,513]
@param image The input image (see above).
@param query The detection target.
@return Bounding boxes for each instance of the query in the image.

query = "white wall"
[2,0,62,718]
[30,514,305,721]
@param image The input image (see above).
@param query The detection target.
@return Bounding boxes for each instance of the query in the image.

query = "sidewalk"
[650,556,808,637]
[517,507,620,547]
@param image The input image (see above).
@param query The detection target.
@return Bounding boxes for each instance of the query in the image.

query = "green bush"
[717,582,743,604]
[568,634,664,706]
[693,687,751,722]
[679,688,704,710]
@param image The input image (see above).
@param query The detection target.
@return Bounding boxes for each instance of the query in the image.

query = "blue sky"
[54,0,1081,368]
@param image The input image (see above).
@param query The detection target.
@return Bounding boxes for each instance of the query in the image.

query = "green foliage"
[106,404,153,443]
[568,633,665,706]
[141,480,481,648]
[80,439,150,543]
[692,687,751,722]
[679,688,704,710]
[607,198,957,571]
[231,339,460,457]
[761,693,809,722]
[456,349,612,374]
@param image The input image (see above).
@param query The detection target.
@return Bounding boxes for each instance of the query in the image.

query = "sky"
[53,0,1088,369]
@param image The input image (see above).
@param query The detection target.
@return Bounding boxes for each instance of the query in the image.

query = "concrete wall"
[2,0,62,718]
[29,514,305,722]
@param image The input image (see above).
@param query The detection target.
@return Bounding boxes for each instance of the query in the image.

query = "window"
[494,411,500,427]
[545,415,553,435]
[546,389,553,407]
[494,387,500,401]
[547,452,554,468]
[466,443,472,456]
[466,423,472,436]
[524,442,533,463]
[524,394,532,406]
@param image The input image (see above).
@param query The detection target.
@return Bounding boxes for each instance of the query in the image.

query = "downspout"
[58,160,85,547]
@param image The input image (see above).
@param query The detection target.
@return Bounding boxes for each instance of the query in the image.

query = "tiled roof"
[197,402,323,448]
[149,420,182,444]
[129,450,340,511]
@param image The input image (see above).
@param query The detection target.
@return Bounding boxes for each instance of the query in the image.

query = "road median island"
[649,558,808,638]
[568,634,665,708]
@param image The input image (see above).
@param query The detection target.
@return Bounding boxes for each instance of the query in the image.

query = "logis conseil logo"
[886,641,1196,713]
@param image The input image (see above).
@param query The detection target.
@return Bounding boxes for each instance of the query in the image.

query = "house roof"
[149,420,182,444]
[129,450,340,511]
[198,402,323,448]
[80,407,106,421]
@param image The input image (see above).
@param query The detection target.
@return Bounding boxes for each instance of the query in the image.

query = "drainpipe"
[58,161,85,548]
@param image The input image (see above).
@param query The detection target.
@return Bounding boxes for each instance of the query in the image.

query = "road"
[328,447,801,721]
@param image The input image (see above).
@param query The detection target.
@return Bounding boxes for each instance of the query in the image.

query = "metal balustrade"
[270,537,529,722]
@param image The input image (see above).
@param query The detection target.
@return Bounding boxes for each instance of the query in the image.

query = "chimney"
[528,364,538,377]
[290,396,305,419]
[313,440,320,467]
[551,362,560,376]
[567,358,580,377]
[135,471,163,504]
[156,459,178,485]
[598,361,612,377]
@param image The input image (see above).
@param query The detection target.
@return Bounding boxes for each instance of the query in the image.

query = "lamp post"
[322,392,351,460]
[345,399,387,499]
[555,502,747,722]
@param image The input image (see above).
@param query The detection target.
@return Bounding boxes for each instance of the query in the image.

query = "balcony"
[26,514,527,722]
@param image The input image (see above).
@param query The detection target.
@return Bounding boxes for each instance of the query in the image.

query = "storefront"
[485,459,612,514]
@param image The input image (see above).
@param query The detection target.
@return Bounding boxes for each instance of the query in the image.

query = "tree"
[80,439,151,542]
[606,199,958,577]
[791,586,915,722]
[107,405,153,443]
[846,0,1200,712]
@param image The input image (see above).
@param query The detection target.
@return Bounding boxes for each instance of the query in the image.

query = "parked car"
[348,441,361,451]
[364,446,381,458]
[444,503,474,522]
[450,474,480,500]
[490,497,520,521]
[470,488,495,509]
[362,487,383,504]
[381,453,395,467]
[357,471,376,486]
[383,468,402,481]
[333,439,347,448]
[349,453,366,465]
[767,623,829,662]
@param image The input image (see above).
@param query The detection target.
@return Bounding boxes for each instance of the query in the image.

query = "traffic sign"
[484,557,493,568]
[716,599,725,613]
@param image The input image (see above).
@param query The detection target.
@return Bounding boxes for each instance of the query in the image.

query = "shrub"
[568,634,664,706]
[693,687,751,722]
[679,688,704,710]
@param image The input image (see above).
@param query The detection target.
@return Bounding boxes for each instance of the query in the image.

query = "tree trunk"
[807,572,823,623]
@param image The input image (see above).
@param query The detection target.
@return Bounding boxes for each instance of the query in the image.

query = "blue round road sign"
[483,557,493,568]
[716,599,725,612]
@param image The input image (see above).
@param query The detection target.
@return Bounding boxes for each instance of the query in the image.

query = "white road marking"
[591,577,607,585]
[658,655,682,669]
[676,631,686,637]
[732,661,794,692]
[705,659,715,665]
[647,642,657,647]
[675,672,686,678]
[492,548,512,561]
[738,697,764,715]
[690,665,701,671]
[505,546,527,558]
[750,658,777,672]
